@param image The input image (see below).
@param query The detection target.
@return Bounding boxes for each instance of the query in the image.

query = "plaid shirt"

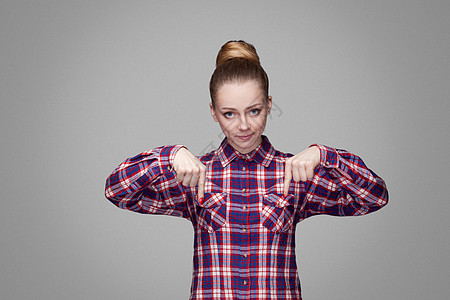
[105,135,388,299]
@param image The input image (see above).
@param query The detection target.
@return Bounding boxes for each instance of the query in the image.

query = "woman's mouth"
[237,133,254,141]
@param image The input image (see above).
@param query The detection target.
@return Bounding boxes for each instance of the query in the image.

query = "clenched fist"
[173,147,207,201]
[283,146,320,196]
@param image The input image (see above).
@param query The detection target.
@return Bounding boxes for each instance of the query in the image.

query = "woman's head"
[209,41,272,154]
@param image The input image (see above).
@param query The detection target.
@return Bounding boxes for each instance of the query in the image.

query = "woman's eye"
[250,109,260,115]
[224,112,234,118]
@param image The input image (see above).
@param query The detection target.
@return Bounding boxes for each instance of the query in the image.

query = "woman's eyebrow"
[219,106,236,111]
[220,103,264,111]
[247,103,264,109]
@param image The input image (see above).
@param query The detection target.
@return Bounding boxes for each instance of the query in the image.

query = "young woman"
[105,40,388,300]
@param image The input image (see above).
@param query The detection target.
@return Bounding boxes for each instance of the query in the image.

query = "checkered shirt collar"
[215,135,275,168]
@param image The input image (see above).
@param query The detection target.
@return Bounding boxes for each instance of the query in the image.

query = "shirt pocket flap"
[263,193,294,208]
[196,192,227,209]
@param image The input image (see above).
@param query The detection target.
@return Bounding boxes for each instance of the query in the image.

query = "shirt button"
[208,228,213,233]
[325,161,330,166]
[243,280,247,285]
[242,166,246,171]
[242,188,246,193]
[243,205,247,210]
[243,228,247,233]
[243,253,248,258]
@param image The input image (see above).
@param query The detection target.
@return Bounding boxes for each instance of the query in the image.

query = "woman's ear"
[210,102,219,122]
[267,96,272,115]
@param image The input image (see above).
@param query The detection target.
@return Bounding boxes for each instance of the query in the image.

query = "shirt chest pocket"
[261,194,296,233]
[194,192,227,233]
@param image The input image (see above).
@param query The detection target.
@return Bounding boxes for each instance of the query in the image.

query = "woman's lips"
[237,133,253,141]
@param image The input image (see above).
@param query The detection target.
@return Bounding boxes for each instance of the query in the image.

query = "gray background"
[1,1,449,299]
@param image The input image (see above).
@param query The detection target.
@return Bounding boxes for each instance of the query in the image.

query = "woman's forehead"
[215,81,265,109]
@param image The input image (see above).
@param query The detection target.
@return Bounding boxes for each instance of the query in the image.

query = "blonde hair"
[215,40,260,67]
[210,40,269,107]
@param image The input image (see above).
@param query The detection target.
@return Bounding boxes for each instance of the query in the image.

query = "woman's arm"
[105,145,192,219]
[284,145,388,219]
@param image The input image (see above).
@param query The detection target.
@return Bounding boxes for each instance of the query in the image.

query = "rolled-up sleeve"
[300,144,388,219]
[105,145,192,219]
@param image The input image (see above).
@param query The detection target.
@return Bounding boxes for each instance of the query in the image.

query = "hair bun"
[210,40,269,105]
[216,40,260,68]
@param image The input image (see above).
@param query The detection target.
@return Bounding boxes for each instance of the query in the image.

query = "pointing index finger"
[283,160,292,197]
[197,167,206,203]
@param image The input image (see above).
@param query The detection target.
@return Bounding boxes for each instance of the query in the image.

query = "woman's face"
[210,80,272,154]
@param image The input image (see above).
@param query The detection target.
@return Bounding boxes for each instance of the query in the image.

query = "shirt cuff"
[159,145,187,173]
[310,144,353,181]
[309,144,338,168]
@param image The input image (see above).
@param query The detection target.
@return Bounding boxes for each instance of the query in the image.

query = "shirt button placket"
[242,162,250,293]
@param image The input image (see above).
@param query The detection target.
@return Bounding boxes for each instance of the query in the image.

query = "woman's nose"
[238,116,250,130]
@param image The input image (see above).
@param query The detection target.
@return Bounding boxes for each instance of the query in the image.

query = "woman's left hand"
[283,146,320,196]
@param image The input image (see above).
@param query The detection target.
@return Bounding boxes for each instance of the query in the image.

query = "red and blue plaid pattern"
[105,135,388,299]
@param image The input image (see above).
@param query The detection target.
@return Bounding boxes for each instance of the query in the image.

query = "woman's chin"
[231,134,261,153]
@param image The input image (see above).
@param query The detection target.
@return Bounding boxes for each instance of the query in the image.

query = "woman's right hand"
[172,147,206,202]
